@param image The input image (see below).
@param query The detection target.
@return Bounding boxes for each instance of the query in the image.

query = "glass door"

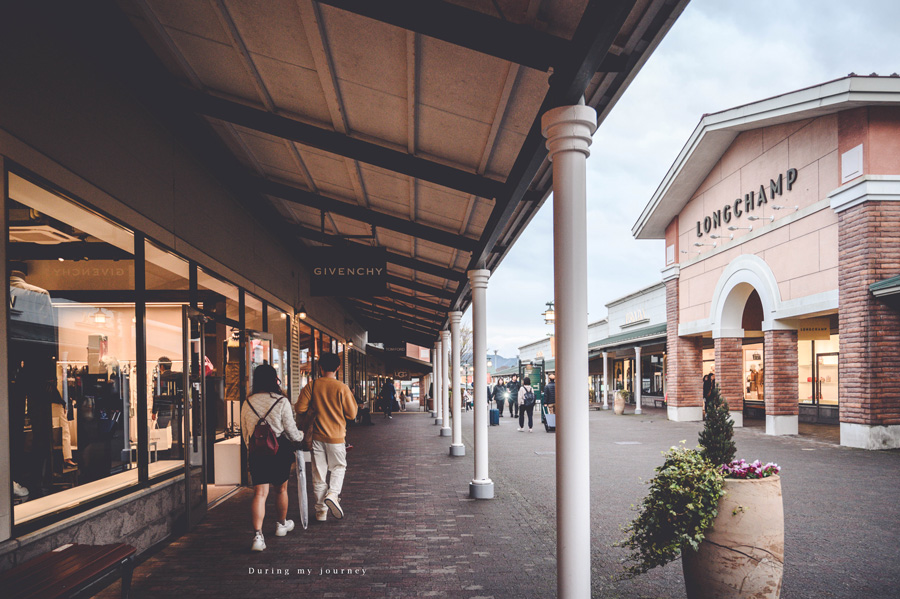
[182,307,209,529]
[246,331,273,393]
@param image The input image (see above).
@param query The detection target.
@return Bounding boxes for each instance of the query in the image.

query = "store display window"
[267,304,289,399]
[798,334,839,406]
[743,343,765,402]
[197,267,239,324]
[7,173,138,524]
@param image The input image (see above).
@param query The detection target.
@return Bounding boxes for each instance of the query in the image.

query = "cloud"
[482,0,900,358]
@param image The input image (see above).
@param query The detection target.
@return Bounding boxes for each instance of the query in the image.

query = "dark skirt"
[248,438,294,486]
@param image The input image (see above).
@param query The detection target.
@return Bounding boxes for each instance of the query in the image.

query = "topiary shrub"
[698,383,736,467]
[618,444,724,578]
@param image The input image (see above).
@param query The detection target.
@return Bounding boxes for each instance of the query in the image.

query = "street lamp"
[543,301,555,325]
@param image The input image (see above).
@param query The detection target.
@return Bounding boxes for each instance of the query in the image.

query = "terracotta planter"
[682,475,784,599]
[613,391,626,415]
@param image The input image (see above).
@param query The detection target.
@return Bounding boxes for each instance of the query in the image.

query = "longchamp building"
[634,76,900,449]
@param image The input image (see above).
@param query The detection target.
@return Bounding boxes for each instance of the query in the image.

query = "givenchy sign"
[696,168,797,238]
[309,247,387,297]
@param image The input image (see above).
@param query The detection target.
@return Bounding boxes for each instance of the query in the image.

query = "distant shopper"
[296,353,358,522]
[517,377,536,432]
[379,379,396,419]
[241,364,303,552]
[703,368,716,401]
[494,377,507,416]
[544,374,556,414]
[507,375,521,419]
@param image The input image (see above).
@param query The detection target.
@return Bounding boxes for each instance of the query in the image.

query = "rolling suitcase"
[490,408,500,426]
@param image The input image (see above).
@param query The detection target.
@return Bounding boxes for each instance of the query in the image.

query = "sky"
[471,0,900,358]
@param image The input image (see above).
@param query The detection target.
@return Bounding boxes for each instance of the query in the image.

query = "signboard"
[395,371,409,379]
[519,362,544,404]
[309,247,387,297]
[797,318,831,341]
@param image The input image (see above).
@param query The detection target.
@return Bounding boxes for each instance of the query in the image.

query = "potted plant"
[619,384,784,598]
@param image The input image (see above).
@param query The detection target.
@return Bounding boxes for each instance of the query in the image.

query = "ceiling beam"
[387,275,454,300]
[358,297,445,325]
[317,0,630,75]
[378,290,447,314]
[294,225,466,282]
[260,178,476,252]
[353,306,441,336]
[316,0,568,72]
[176,88,505,200]
[357,314,437,347]
[451,0,638,314]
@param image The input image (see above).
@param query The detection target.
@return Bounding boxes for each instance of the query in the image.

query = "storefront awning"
[871,275,900,298]
[588,322,667,354]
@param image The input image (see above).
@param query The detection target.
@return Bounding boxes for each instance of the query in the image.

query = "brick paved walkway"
[95,407,900,598]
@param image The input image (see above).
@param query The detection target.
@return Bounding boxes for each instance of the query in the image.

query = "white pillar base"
[469,479,494,499]
[840,422,900,449]
[601,403,609,410]
[434,418,442,426]
[634,407,642,415]
[667,406,703,422]
[449,444,465,457]
[440,427,451,437]
[430,411,437,418]
[765,415,799,436]
[729,411,744,428]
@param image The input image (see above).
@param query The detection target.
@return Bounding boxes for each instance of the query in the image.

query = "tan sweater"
[296,377,358,444]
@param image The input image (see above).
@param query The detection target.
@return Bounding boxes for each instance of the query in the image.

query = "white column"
[430,350,437,417]
[440,330,452,437]
[601,351,610,410]
[634,346,643,415]
[449,311,465,456]
[542,101,596,599]
[468,269,493,499]
[434,340,443,425]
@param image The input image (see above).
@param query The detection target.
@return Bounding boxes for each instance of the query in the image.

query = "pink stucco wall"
[676,114,842,325]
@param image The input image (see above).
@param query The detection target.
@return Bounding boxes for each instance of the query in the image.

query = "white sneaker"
[529,428,533,433]
[316,511,328,522]
[275,519,295,536]
[324,493,344,519]
[517,428,523,432]
[251,531,266,552]
[13,482,29,498]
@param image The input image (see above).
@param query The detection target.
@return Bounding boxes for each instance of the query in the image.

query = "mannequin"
[9,261,61,499]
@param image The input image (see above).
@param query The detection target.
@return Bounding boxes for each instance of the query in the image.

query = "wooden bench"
[0,543,136,599]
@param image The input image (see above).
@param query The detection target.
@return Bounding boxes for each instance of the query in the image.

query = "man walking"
[296,353,358,521]
[507,374,521,419]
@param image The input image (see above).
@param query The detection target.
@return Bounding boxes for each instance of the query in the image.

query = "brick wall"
[838,201,900,425]
[764,330,799,416]
[714,337,744,411]
[666,279,702,408]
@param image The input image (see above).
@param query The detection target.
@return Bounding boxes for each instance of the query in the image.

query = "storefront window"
[297,321,313,390]
[641,353,665,396]
[798,334,839,406]
[245,293,264,332]
[743,343,765,402]
[144,241,190,479]
[197,267,239,323]
[267,305,289,399]
[8,173,137,524]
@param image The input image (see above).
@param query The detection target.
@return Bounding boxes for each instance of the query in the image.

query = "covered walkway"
[96,407,900,599]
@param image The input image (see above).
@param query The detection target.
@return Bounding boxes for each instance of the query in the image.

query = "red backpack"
[247,395,284,456]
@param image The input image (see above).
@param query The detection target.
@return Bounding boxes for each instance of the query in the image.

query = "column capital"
[601,351,608,358]
[434,339,442,349]
[541,104,597,160]
[467,269,491,288]
[634,346,642,356]
[661,264,680,282]
[449,310,463,324]
[441,329,451,342]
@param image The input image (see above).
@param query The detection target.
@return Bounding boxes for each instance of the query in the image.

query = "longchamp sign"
[309,247,387,297]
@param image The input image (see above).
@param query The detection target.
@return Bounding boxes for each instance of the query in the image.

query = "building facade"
[634,76,900,449]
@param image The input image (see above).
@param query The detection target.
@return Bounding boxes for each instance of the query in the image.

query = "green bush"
[699,383,736,467]
[618,444,724,578]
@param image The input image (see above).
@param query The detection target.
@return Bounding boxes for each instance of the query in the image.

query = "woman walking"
[241,364,303,552]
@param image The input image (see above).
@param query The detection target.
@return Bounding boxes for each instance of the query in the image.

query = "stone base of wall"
[766,415,799,436]
[841,422,900,450]
[0,476,184,572]
[729,410,744,428]
[667,406,702,422]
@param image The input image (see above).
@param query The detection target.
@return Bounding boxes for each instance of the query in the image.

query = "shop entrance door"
[247,330,273,393]
[182,307,209,530]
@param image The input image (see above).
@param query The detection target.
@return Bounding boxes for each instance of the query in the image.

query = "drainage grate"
[613,441,642,445]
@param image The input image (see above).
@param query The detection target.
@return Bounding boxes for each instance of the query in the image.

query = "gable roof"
[633,75,900,240]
